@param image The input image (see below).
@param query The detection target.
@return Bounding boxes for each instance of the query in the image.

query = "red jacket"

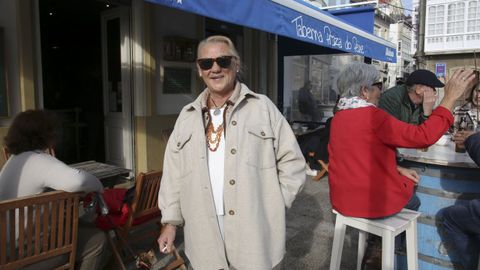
[328,106,453,218]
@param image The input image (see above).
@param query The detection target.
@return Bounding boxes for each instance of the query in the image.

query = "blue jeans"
[443,199,480,270]
[367,193,421,250]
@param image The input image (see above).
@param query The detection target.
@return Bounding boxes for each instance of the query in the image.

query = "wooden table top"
[70,160,131,180]
[398,139,478,169]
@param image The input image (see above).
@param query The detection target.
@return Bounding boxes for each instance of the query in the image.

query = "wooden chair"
[123,170,163,233]
[312,159,329,181]
[307,151,329,181]
[0,191,81,270]
[108,170,166,269]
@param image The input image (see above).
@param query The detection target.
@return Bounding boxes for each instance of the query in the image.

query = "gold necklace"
[205,107,227,151]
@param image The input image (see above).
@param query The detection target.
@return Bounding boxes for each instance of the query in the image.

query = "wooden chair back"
[125,170,162,230]
[108,170,163,270]
[0,191,80,270]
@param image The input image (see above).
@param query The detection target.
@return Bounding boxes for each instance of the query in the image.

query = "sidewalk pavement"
[124,176,359,270]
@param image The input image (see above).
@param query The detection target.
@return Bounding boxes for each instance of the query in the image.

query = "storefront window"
[283,54,363,124]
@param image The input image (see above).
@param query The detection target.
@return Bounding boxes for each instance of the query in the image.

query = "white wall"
[0,0,21,122]
[425,0,480,53]
[153,5,200,115]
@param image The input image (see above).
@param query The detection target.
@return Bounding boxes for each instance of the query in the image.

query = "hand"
[422,87,437,116]
[440,69,479,110]
[157,224,176,254]
[453,130,474,144]
[397,166,420,184]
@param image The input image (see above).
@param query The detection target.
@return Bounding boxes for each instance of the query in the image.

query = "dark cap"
[406,69,445,88]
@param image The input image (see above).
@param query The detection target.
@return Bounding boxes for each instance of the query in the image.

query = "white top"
[207,108,225,216]
[0,150,103,201]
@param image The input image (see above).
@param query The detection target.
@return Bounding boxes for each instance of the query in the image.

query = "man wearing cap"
[379,69,445,124]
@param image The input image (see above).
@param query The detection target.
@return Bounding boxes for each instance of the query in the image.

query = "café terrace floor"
[121,176,360,270]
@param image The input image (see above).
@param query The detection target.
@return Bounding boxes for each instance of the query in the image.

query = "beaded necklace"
[205,104,228,152]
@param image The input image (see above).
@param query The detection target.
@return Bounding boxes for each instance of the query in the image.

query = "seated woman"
[0,110,110,270]
[452,83,480,147]
[328,63,476,269]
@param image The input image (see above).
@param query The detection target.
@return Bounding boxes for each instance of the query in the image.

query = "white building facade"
[388,21,415,85]
[425,0,480,54]
[411,0,419,55]
[372,0,415,87]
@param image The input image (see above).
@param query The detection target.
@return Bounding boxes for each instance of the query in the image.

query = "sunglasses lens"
[197,56,234,70]
[197,59,214,70]
[372,82,383,92]
[216,56,232,68]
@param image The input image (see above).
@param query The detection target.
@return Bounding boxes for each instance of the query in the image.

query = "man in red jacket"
[328,63,477,269]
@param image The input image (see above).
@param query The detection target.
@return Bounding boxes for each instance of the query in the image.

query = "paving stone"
[120,176,359,269]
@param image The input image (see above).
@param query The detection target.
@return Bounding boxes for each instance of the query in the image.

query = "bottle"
[95,193,110,216]
[455,116,467,153]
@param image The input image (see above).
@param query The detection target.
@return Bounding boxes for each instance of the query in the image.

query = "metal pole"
[415,0,426,69]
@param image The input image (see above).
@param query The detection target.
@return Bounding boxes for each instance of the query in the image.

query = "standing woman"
[157,35,306,269]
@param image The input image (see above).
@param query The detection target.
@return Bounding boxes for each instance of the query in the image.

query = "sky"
[402,0,412,13]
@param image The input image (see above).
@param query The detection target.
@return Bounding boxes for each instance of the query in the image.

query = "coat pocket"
[171,131,193,178]
[246,125,276,169]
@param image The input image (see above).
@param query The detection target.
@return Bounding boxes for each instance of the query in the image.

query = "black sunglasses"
[371,82,384,91]
[197,55,235,70]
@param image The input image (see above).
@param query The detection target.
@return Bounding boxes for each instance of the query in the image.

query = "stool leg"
[330,215,347,270]
[357,231,367,270]
[382,231,395,270]
[406,220,418,270]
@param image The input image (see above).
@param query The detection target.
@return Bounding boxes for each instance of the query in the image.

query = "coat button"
[232,120,237,126]
[228,210,235,215]
[231,148,236,155]
[261,131,266,136]
[229,179,235,185]
[177,142,181,147]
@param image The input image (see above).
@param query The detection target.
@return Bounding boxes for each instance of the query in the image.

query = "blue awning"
[147,0,397,62]
[328,6,376,34]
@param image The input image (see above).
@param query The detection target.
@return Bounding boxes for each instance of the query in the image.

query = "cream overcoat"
[159,83,306,270]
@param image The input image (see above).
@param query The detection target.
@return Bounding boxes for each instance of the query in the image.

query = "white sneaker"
[306,165,318,176]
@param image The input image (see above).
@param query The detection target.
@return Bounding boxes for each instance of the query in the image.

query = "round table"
[397,140,480,269]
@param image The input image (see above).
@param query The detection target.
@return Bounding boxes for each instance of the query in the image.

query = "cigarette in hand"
[162,244,168,252]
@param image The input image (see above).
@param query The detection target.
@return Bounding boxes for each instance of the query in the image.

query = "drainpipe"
[415,0,426,69]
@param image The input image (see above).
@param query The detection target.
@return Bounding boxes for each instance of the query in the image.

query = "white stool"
[329,208,420,270]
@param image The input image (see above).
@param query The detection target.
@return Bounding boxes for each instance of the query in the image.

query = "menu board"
[163,67,192,94]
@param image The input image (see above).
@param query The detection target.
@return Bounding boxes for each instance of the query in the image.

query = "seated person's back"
[0,150,102,200]
[0,110,109,270]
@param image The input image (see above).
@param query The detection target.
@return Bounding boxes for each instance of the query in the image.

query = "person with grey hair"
[157,35,306,269]
[451,83,480,151]
[379,69,445,124]
[328,62,477,269]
